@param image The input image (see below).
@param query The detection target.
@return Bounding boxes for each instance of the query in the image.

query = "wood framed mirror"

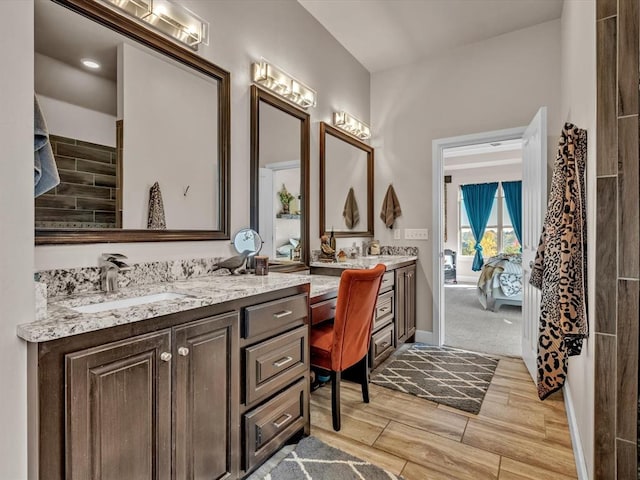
[34,0,230,244]
[250,85,310,267]
[320,122,373,238]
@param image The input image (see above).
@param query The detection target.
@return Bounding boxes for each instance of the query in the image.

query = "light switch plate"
[405,228,429,240]
[394,229,401,240]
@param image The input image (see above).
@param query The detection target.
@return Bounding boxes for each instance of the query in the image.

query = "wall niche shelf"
[276,214,301,219]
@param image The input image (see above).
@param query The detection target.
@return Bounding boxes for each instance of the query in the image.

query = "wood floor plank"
[545,420,574,449]
[310,425,407,475]
[310,403,388,446]
[498,457,577,480]
[463,418,577,477]
[375,421,500,480]
[401,460,482,480]
[361,389,469,441]
[477,400,547,439]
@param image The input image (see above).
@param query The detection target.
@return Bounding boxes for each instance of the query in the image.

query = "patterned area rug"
[261,436,403,479]
[370,343,499,414]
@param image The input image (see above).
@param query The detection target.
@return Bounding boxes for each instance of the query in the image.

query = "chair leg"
[331,370,341,431]
[358,355,370,403]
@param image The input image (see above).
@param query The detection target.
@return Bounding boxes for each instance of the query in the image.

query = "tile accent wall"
[34,134,118,228]
[595,1,639,478]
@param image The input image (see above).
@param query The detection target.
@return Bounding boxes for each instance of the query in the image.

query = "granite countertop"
[18,272,347,343]
[310,255,417,270]
[18,272,314,343]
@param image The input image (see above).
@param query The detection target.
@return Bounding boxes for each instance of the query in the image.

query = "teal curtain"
[502,180,522,249]
[461,182,498,271]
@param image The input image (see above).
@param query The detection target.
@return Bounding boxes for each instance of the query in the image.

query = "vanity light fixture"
[333,111,371,140]
[100,0,209,50]
[251,60,317,109]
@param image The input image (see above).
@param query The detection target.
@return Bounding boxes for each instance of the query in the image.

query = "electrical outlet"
[405,228,429,240]
[393,229,401,240]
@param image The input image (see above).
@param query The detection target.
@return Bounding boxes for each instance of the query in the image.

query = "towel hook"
[183,185,190,196]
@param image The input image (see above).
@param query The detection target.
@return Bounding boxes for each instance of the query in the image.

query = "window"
[459,185,520,257]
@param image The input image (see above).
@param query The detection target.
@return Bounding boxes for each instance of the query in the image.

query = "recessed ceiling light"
[81,58,101,70]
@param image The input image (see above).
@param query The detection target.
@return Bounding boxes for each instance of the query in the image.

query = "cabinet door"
[395,264,417,345]
[66,330,172,480]
[174,312,239,480]
[405,265,416,338]
[395,268,407,344]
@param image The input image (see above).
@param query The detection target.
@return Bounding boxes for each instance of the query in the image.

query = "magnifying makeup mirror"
[232,228,263,270]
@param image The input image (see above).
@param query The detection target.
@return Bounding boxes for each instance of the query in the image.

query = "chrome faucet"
[100,253,131,292]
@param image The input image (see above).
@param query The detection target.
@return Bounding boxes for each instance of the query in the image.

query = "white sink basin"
[71,292,188,314]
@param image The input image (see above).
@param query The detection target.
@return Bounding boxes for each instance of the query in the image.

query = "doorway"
[432,108,547,375]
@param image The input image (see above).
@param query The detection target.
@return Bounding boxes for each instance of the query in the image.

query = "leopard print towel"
[530,123,588,401]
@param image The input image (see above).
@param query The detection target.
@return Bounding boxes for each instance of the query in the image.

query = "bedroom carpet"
[445,282,522,357]
[252,436,404,479]
[370,343,498,415]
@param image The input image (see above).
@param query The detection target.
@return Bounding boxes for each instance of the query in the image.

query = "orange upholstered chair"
[310,264,386,431]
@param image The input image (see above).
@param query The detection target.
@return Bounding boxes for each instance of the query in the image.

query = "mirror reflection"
[251,86,310,266]
[34,0,230,242]
[320,122,374,238]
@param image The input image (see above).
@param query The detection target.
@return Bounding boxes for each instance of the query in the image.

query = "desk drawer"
[380,271,395,292]
[373,290,394,331]
[245,325,308,406]
[244,294,308,339]
[310,298,337,326]
[370,324,394,369]
[244,378,307,471]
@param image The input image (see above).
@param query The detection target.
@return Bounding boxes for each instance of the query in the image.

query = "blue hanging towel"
[34,95,60,197]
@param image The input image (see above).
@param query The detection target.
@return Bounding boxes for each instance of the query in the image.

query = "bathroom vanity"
[20,273,313,480]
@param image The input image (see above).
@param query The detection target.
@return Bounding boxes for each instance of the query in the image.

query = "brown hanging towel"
[343,187,360,229]
[147,181,167,229]
[380,184,402,228]
[530,122,588,401]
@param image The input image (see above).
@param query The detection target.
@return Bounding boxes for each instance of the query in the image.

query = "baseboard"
[456,275,478,283]
[563,383,589,480]
[414,330,434,344]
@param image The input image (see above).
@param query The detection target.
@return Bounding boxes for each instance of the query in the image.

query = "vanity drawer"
[370,324,394,369]
[310,297,337,326]
[245,325,308,406]
[373,290,394,331]
[380,271,395,292]
[244,294,308,339]
[244,378,307,471]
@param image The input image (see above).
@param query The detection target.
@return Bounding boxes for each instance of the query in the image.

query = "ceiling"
[444,140,522,172]
[298,0,564,73]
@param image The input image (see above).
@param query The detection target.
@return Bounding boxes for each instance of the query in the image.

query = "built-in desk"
[308,256,417,368]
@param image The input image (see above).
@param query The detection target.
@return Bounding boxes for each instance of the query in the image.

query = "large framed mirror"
[320,122,373,238]
[34,0,230,244]
[250,85,310,267]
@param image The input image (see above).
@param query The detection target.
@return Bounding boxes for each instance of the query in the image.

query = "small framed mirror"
[320,122,374,238]
[250,85,310,267]
[232,228,263,256]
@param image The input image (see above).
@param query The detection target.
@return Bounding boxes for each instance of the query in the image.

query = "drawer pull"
[272,413,292,429]
[273,310,293,319]
[273,356,293,368]
[380,342,390,349]
[379,306,389,313]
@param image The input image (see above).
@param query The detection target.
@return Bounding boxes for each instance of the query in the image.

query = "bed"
[477,254,523,312]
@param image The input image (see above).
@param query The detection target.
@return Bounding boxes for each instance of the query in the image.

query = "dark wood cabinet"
[64,312,239,480]
[66,330,173,480]
[395,264,416,345]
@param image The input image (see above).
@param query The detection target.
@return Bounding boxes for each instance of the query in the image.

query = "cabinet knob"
[178,347,190,357]
[160,352,172,362]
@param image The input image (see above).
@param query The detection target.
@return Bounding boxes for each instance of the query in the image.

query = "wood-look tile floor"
[310,357,577,480]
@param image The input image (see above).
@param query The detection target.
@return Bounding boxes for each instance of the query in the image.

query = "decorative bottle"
[329,228,336,251]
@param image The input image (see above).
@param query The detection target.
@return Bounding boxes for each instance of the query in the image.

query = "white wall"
[444,162,521,281]
[36,94,116,147]
[560,1,596,478]
[119,43,218,230]
[0,2,33,478]
[34,0,370,269]
[371,19,561,333]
